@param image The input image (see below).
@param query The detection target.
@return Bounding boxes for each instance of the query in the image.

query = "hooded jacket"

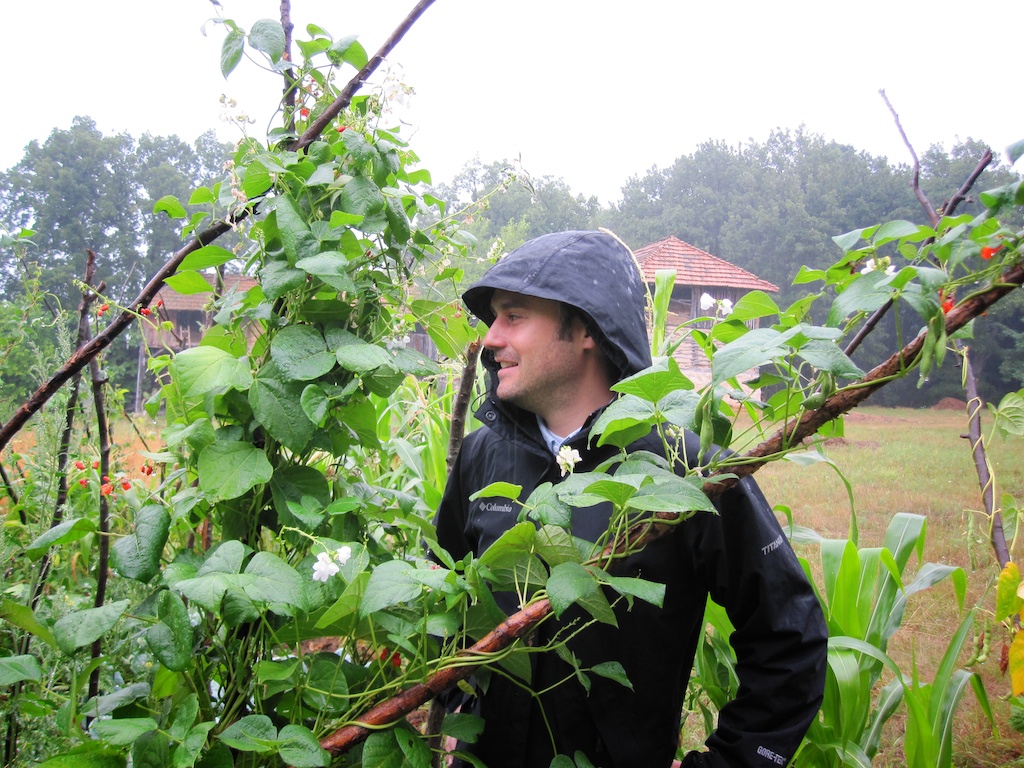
[435,231,827,768]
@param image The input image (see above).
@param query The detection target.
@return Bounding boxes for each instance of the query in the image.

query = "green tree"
[0,118,236,406]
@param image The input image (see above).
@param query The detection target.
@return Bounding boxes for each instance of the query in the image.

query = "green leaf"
[872,220,925,246]
[469,482,522,501]
[53,600,130,656]
[179,244,237,271]
[1005,138,1024,165]
[384,196,411,242]
[38,753,126,768]
[271,324,336,381]
[362,730,405,768]
[441,712,485,743]
[145,590,193,671]
[728,290,780,322]
[248,369,316,453]
[260,260,305,301]
[394,727,432,768]
[26,517,96,560]
[590,661,633,690]
[994,391,1024,437]
[360,560,422,617]
[0,598,56,648]
[271,465,330,530]
[478,523,547,591]
[613,357,691,403]
[92,718,159,746]
[248,19,285,62]
[301,656,350,713]
[599,575,666,608]
[711,328,786,385]
[274,195,311,266]
[153,195,187,219]
[112,504,170,583]
[295,251,357,293]
[628,474,716,515]
[218,715,276,752]
[278,724,330,767]
[796,340,864,379]
[300,384,329,426]
[340,175,385,217]
[162,270,213,295]
[330,328,393,373]
[243,552,309,611]
[173,722,215,768]
[827,272,892,327]
[546,562,600,618]
[0,654,42,686]
[171,346,252,398]
[198,442,273,501]
[220,28,244,78]
[241,160,272,199]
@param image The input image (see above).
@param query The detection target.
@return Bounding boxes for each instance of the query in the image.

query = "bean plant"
[1,9,1024,768]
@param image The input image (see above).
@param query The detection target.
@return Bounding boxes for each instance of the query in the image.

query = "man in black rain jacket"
[434,231,827,768]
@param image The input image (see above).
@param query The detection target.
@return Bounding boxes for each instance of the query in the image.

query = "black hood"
[462,231,653,381]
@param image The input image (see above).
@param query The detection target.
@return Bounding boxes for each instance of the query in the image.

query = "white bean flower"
[312,551,341,583]
[720,298,733,316]
[556,445,582,477]
[335,546,352,567]
[699,292,716,311]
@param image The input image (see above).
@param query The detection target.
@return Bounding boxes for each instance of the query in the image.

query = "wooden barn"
[634,236,779,388]
[142,274,259,353]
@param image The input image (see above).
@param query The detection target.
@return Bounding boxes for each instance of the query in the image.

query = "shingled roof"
[156,273,258,311]
[634,236,779,293]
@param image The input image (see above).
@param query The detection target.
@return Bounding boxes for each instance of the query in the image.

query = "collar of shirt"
[536,415,583,456]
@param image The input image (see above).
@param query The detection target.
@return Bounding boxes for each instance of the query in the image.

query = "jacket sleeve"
[432,441,475,566]
[686,475,828,768]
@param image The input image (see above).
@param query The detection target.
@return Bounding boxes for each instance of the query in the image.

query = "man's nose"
[482,323,504,350]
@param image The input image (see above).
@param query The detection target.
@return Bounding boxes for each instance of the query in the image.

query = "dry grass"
[752,405,1024,766]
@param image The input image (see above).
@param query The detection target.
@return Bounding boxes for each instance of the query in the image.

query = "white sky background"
[2,0,1021,204]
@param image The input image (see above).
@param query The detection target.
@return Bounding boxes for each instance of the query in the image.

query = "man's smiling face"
[482,290,593,421]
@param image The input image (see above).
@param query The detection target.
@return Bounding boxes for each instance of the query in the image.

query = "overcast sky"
[3,0,1021,204]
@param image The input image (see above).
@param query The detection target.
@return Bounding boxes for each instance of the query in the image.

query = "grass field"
[752,404,1024,766]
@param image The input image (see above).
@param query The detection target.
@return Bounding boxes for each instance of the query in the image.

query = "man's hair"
[557,302,619,382]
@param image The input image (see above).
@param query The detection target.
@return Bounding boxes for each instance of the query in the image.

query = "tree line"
[438,129,1024,406]
[1,119,1021,413]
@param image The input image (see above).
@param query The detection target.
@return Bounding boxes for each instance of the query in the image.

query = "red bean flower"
[940,290,955,315]
[300,107,310,118]
[140,307,151,316]
[141,464,154,476]
[101,482,114,496]
[121,480,132,491]
[79,478,88,487]
[74,460,86,470]
[981,244,1003,260]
